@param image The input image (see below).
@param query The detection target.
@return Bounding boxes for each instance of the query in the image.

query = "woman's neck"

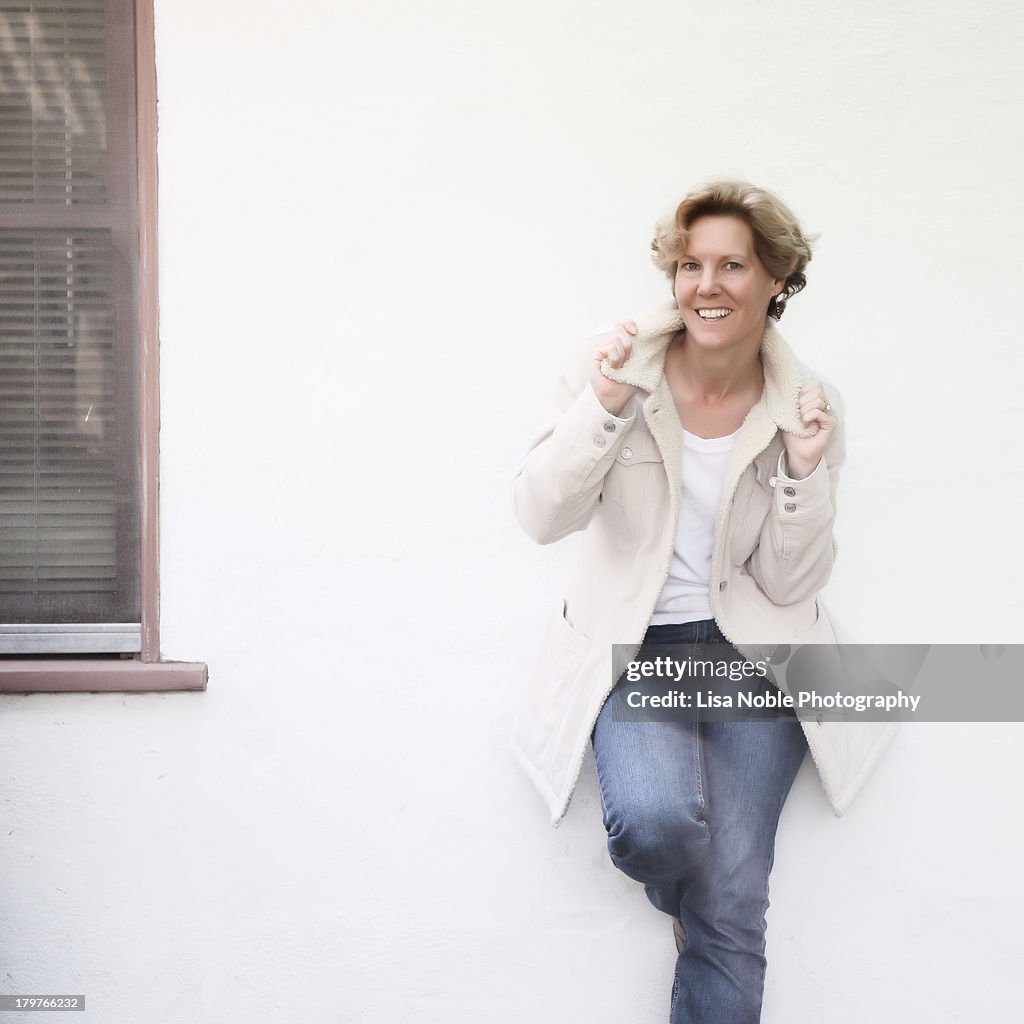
[666,331,764,406]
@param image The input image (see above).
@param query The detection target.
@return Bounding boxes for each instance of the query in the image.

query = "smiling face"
[673,215,785,354]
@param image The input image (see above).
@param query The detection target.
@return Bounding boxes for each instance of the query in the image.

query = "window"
[0,0,204,689]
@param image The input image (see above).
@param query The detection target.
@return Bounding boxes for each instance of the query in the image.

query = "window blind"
[0,0,141,652]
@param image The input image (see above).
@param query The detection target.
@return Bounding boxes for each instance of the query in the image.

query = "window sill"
[0,659,207,693]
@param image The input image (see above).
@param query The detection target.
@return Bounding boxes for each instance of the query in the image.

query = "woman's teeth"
[697,309,732,320]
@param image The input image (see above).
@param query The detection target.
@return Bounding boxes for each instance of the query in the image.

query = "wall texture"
[2,1,1023,1020]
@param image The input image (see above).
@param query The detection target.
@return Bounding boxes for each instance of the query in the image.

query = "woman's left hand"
[782,382,838,479]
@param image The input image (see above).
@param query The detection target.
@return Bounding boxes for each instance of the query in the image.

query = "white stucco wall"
[2,1,1023,1020]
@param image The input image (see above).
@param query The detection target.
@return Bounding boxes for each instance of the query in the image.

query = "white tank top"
[649,425,740,625]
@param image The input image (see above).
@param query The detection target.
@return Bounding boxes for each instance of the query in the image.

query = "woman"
[511,180,896,1023]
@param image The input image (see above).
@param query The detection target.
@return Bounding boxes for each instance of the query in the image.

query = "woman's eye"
[725,261,742,270]
[681,262,700,272]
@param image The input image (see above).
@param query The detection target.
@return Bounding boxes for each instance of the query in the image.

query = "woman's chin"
[686,324,735,347]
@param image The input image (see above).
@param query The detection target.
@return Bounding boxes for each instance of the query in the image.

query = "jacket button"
[603,421,616,433]
[594,436,606,448]
[783,486,796,496]
[718,580,728,591]
[784,502,796,512]
[620,446,633,460]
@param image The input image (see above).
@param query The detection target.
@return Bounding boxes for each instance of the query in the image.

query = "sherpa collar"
[600,297,815,438]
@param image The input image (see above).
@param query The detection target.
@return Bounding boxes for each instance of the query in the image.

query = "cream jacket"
[511,299,897,826]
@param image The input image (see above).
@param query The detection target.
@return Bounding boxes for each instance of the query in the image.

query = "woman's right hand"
[589,320,639,417]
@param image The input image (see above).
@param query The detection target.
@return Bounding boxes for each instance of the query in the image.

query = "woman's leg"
[591,626,807,1024]
[668,714,806,1024]
[592,677,711,918]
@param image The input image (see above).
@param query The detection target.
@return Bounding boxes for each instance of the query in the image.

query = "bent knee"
[605,801,710,882]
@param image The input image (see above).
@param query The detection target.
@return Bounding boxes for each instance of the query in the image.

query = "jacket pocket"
[512,598,601,816]
[519,599,592,740]
[603,435,664,509]
[554,597,591,663]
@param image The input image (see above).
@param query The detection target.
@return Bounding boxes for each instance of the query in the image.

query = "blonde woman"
[512,180,894,1023]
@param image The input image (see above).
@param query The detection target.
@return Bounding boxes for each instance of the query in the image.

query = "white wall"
[2,1,1023,1020]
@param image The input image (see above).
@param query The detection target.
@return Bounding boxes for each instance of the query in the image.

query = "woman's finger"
[798,386,834,418]
[800,407,833,430]
[594,320,636,370]
[799,398,829,416]
[600,340,624,368]
[614,332,634,366]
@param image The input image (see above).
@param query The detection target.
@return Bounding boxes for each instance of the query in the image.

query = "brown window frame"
[0,0,205,692]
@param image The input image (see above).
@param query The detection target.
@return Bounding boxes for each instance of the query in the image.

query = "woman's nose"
[697,271,720,295]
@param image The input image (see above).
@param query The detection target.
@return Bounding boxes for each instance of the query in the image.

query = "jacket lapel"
[640,378,683,525]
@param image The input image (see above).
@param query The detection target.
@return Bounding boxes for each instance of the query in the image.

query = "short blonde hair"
[650,179,817,320]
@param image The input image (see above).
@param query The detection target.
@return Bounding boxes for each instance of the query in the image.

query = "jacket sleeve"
[746,387,846,606]
[512,347,638,545]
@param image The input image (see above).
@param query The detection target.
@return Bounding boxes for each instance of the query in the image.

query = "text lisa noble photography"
[622,683,922,713]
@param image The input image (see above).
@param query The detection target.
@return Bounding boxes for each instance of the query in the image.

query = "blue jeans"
[591,619,808,1024]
